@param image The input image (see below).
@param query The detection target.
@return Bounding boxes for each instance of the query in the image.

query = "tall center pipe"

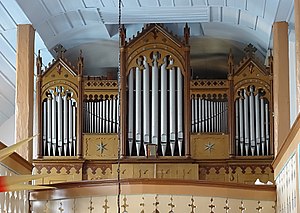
[128,70,134,155]
[260,98,266,155]
[160,57,168,155]
[51,90,57,153]
[143,57,150,145]
[243,89,250,156]
[249,86,255,156]
[63,94,68,155]
[255,93,261,155]
[177,67,183,156]
[169,60,176,156]
[238,92,244,156]
[135,66,142,155]
[47,95,52,150]
[152,54,159,145]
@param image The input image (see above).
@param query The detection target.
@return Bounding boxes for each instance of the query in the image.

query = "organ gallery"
[29,24,276,212]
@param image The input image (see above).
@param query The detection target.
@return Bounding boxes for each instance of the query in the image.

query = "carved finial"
[120,24,126,47]
[244,43,257,57]
[228,48,234,78]
[77,49,84,75]
[36,49,42,75]
[184,23,190,45]
[53,44,66,59]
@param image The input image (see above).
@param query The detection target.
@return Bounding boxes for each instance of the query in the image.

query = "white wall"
[0,114,15,146]
[289,33,297,126]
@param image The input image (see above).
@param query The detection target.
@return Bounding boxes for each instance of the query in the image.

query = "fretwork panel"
[83,95,119,134]
[235,86,270,156]
[191,94,228,133]
[127,54,184,157]
[42,86,77,156]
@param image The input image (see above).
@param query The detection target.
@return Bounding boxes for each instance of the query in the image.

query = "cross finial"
[244,43,257,57]
[88,198,94,213]
[168,196,175,212]
[224,199,230,213]
[103,198,110,213]
[239,201,246,212]
[140,196,145,213]
[122,196,129,212]
[58,202,64,213]
[54,44,66,58]
[188,196,196,213]
[256,201,263,212]
[209,198,215,213]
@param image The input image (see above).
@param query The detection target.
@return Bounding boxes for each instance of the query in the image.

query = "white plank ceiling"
[0,0,296,126]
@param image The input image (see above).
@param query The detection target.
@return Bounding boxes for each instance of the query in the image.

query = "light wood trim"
[29,178,276,201]
[272,113,300,173]
[0,141,33,174]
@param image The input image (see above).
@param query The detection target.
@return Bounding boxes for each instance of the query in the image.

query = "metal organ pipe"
[72,102,76,155]
[152,55,159,145]
[249,86,255,156]
[57,90,63,156]
[169,60,176,156]
[191,96,195,133]
[243,89,249,156]
[128,69,134,156]
[260,98,266,155]
[68,97,73,155]
[177,67,183,156]
[47,95,52,155]
[63,94,68,156]
[135,66,142,156]
[160,57,168,156]
[255,93,261,155]
[43,101,47,155]
[143,57,150,154]
[235,100,239,155]
[51,90,57,154]
[239,92,244,156]
[265,102,270,155]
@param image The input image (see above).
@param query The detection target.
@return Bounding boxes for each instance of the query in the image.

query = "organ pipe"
[177,67,183,156]
[152,54,159,145]
[243,90,249,156]
[136,66,142,156]
[255,93,261,155]
[128,69,134,156]
[143,57,150,150]
[249,86,255,156]
[260,98,266,156]
[169,60,176,156]
[160,57,168,156]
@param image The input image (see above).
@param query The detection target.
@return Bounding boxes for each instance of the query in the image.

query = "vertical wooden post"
[184,24,191,158]
[36,51,43,159]
[227,50,235,157]
[273,22,290,155]
[120,26,127,158]
[15,24,35,162]
[77,51,84,158]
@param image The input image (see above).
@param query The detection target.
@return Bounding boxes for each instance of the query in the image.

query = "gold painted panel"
[191,134,229,159]
[83,134,118,159]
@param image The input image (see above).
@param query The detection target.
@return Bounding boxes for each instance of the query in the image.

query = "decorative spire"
[77,50,84,75]
[184,23,190,45]
[36,49,42,75]
[228,48,234,78]
[120,24,126,47]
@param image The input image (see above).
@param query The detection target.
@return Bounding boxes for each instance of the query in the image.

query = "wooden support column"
[15,24,35,161]
[273,22,290,155]
[295,0,300,114]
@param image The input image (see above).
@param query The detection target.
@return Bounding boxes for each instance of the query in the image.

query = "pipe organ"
[42,86,77,156]
[35,25,273,161]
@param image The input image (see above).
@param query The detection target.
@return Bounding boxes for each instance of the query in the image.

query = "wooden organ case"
[33,24,274,184]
